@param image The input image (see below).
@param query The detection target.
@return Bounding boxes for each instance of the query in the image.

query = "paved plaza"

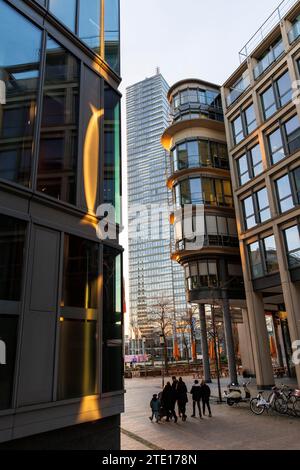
[121,376,300,451]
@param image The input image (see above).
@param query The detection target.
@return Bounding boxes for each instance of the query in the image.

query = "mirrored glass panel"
[49,0,76,32]
[105,0,120,73]
[79,0,101,53]
[0,0,42,186]
[37,38,80,204]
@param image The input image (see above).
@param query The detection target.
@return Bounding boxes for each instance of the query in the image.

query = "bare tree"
[177,306,199,363]
[148,296,174,372]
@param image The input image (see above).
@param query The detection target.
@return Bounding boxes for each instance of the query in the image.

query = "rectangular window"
[244,104,256,134]
[257,188,271,223]
[37,37,80,204]
[261,86,276,120]
[285,115,300,154]
[263,235,279,274]
[284,225,300,267]
[268,128,285,164]
[0,215,26,301]
[103,246,123,393]
[249,242,264,278]
[250,144,263,177]
[276,174,294,213]
[104,84,121,224]
[238,154,250,185]
[79,0,101,53]
[49,0,76,32]
[232,115,244,145]
[104,0,120,74]
[276,72,292,107]
[0,0,42,187]
[62,235,100,309]
[243,196,256,229]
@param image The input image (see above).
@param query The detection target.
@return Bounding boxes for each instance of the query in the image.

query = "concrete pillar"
[273,316,284,369]
[245,291,274,389]
[199,305,212,383]
[222,297,238,385]
[238,309,256,376]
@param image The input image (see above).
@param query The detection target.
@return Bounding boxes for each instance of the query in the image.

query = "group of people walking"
[150,377,212,423]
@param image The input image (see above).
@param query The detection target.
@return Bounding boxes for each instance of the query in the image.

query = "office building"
[127,72,188,341]
[161,79,246,385]
[0,0,123,448]
[222,0,300,388]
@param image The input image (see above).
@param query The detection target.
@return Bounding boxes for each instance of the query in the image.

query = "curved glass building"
[161,79,246,384]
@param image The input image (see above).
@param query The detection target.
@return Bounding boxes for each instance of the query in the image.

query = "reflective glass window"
[261,86,276,120]
[243,196,256,229]
[268,128,285,164]
[232,115,244,144]
[238,154,250,185]
[285,115,300,154]
[263,235,279,274]
[276,72,292,107]
[79,0,101,53]
[104,84,121,224]
[257,188,271,222]
[62,235,100,309]
[244,104,256,134]
[37,38,79,204]
[49,0,76,32]
[0,0,42,186]
[105,0,120,73]
[284,225,300,267]
[276,174,294,213]
[250,144,263,176]
[249,242,264,278]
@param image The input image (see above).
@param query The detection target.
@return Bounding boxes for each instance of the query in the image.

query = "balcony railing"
[226,74,251,107]
[288,18,300,44]
[254,39,284,79]
[172,155,230,173]
[239,0,298,61]
[174,235,239,253]
[177,192,234,208]
[171,103,224,124]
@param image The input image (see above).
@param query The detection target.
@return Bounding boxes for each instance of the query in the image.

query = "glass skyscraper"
[127,72,187,340]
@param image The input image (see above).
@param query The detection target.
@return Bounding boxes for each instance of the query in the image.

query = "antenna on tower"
[156,67,160,75]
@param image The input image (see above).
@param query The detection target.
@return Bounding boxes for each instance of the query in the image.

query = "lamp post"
[160,334,165,388]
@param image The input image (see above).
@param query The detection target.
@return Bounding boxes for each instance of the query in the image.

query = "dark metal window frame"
[242,187,271,230]
[283,222,300,269]
[260,70,292,121]
[231,103,257,146]
[237,143,263,186]
[266,114,300,165]
[174,176,233,208]
[248,234,279,279]
[275,167,300,213]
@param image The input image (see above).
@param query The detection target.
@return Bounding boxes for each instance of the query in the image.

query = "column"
[199,304,212,383]
[245,291,274,389]
[238,309,256,376]
[222,297,238,385]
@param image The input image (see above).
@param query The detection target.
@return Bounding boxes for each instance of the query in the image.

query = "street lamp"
[159,334,165,388]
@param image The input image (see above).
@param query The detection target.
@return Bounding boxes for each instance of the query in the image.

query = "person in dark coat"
[161,382,173,422]
[177,377,188,421]
[190,380,202,418]
[201,380,212,417]
[170,376,178,422]
[149,394,161,423]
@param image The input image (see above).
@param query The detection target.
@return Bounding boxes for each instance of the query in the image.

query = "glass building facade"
[0,0,123,449]
[127,72,188,338]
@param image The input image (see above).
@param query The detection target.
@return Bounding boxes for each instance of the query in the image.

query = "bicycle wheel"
[250,398,265,415]
[273,397,288,415]
[293,398,300,417]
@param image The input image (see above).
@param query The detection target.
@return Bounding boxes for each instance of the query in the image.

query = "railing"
[288,17,300,43]
[177,192,234,209]
[226,74,251,107]
[239,0,298,62]
[171,103,224,124]
[172,155,230,173]
[253,39,284,79]
[173,235,239,253]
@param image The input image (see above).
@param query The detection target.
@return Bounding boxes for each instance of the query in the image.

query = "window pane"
[293,167,300,203]
[250,144,263,176]
[276,72,292,107]
[261,86,276,120]
[103,246,123,393]
[276,175,294,213]
[190,178,201,204]
[49,0,76,32]
[79,0,101,52]
[217,216,227,235]
[264,235,279,274]
[177,143,187,170]
[0,0,42,186]
[284,225,300,267]
[268,128,285,164]
[232,115,244,144]
[257,188,271,222]
[104,84,121,224]
[0,315,18,410]
[238,154,250,185]
[0,215,26,301]
[249,242,263,278]
[187,140,199,168]
[206,215,218,234]
[37,38,79,204]
[62,235,100,309]
[105,0,120,73]
[199,140,210,166]
[285,115,300,154]
[243,196,256,229]
[58,319,97,400]
[244,105,256,134]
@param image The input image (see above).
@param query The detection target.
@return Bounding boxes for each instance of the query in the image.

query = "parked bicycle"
[250,384,300,417]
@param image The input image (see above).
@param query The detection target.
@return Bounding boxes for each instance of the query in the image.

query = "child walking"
[149,394,161,423]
